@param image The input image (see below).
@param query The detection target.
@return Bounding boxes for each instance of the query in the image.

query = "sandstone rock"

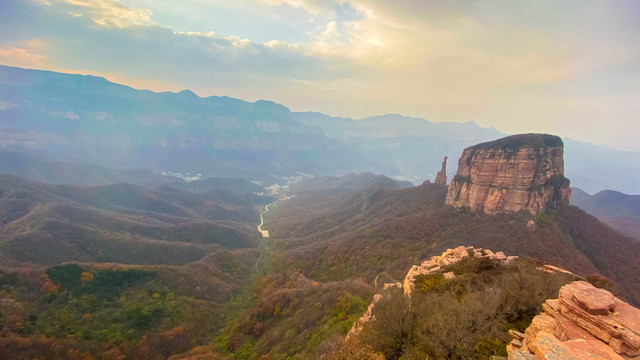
[509,351,534,360]
[528,332,624,360]
[565,339,625,360]
[446,134,571,214]
[524,315,557,353]
[434,156,448,185]
[443,271,456,280]
[402,247,514,296]
[542,299,559,318]
[347,294,383,339]
[383,282,402,290]
[509,330,525,341]
[573,286,616,315]
[554,314,598,342]
[508,281,640,359]
[529,331,582,359]
[540,264,579,278]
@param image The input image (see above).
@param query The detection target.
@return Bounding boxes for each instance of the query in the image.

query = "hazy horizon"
[1,0,639,151]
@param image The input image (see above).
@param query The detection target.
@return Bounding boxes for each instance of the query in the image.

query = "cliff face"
[446,134,571,214]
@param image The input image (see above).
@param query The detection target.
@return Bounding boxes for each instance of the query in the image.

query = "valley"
[0,67,639,359]
[2,0,640,357]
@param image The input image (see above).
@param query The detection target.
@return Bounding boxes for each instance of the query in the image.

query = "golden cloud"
[60,0,152,28]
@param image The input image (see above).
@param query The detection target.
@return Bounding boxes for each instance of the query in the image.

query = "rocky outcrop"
[347,294,383,339]
[446,134,571,214]
[403,245,517,296]
[508,281,640,360]
[434,156,448,185]
[348,246,518,339]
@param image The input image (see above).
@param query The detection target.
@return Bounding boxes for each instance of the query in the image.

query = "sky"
[1,0,639,151]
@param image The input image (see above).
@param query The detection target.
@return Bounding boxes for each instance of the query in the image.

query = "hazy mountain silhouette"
[571,187,640,240]
[1,64,639,191]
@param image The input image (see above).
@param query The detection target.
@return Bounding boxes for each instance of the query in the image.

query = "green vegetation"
[0,270,20,288]
[0,259,258,359]
[469,133,564,151]
[2,172,640,359]
[47,264,156,299]
[452,174,471,184]
[0,175,263,267]
[337,257,578,359]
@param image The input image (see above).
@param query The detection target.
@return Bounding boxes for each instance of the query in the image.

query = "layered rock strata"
[446,134,571,214]
[508,281,640,360]
[403,245,517,296]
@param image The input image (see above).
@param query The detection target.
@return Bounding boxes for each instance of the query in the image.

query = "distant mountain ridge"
[0,148,267,195]
[571,187,640,240]
[290,172,413,195]
[2,65,639,193]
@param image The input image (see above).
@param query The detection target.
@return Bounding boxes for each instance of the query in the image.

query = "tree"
[358,288,414,359]
[80,272,94,284]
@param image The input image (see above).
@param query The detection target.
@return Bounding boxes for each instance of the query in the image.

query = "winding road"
[257,201,277,238]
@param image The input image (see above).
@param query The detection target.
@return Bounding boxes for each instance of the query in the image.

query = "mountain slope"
[268,180,640,303]
[213,174,640,359]
[0,175,267,266]
[571,187,640,240]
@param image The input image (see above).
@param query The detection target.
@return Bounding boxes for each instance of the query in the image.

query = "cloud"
[252,0,333,15]
[57,0,153,28]
[1,0,639,151]
[0,39,48,67]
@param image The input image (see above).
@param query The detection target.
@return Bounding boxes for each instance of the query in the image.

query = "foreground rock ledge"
[508,281,640,360]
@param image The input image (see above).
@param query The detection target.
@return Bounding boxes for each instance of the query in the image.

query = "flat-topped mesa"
[445,134,572,214]
[434,156,448,185]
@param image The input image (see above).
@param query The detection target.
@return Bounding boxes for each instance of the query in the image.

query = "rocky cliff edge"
[508,281,640,360]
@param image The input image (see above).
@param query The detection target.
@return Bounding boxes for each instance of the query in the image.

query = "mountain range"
[1,65,640,359]
[2,65,639,194]
[571,187,640,240]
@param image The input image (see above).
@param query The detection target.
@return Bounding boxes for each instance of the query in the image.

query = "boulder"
[573,286,616,315]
